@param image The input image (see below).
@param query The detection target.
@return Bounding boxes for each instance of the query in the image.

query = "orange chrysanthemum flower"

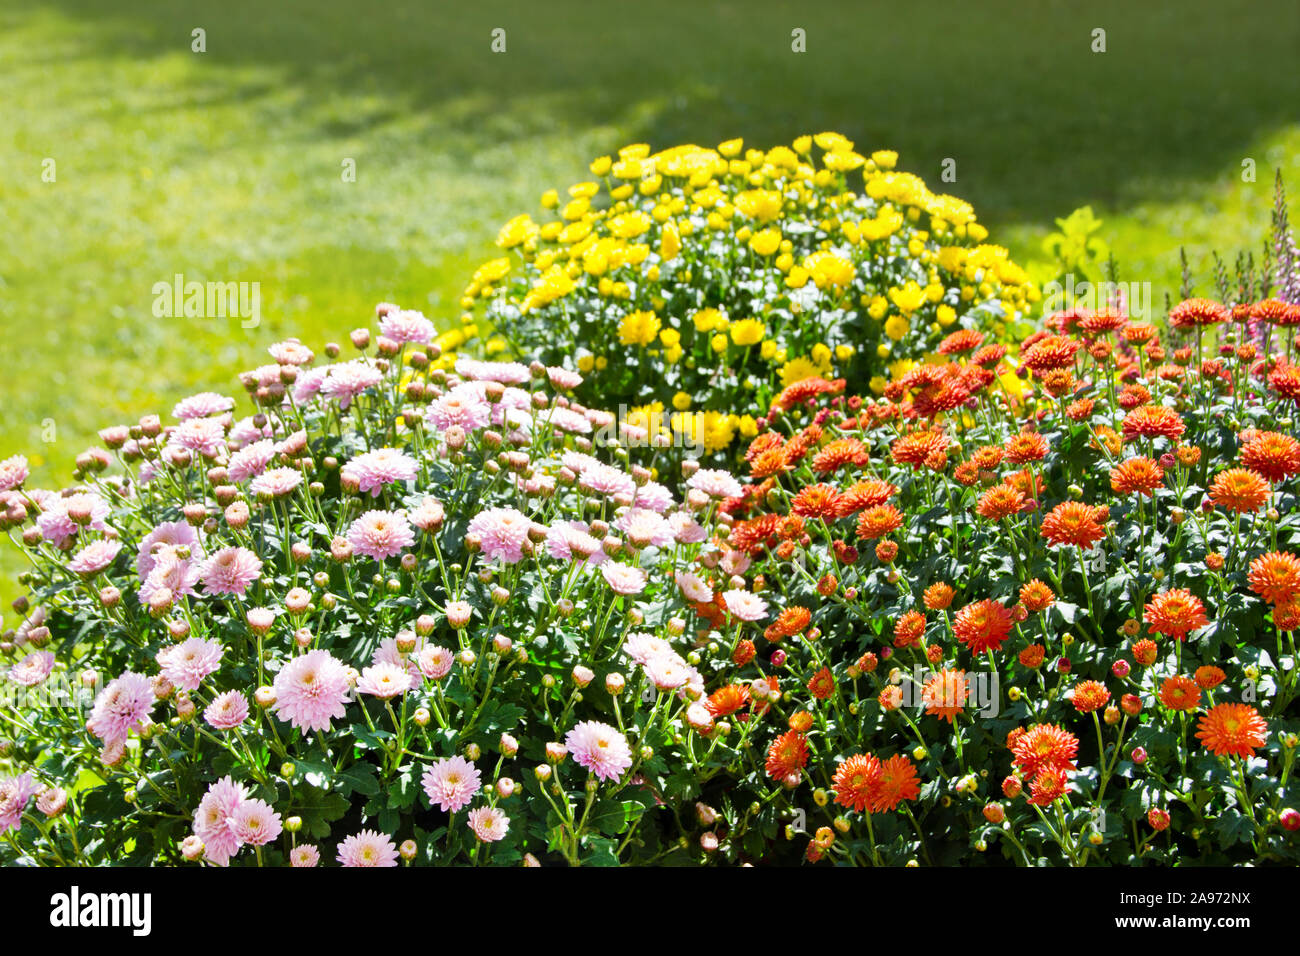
[812,438,869,474]
[1251,297,1294,324]
[952,599,1013,653]
[969,444,1005,469]
[705,684,751,718]
[872,755,921,812]
[807,667,835,700]
[1020,335,1080,372]
[1019,579,1055,613]
[1004,468,1045,499]
[1040,501,1108,550]
[1248,551,1300,605]
[771,376,845,411]
[878,685,903,711]
[1209,468,1270,513]
[1131,638,1159,666]
[856,503,903,540]
[791,483,841,519]
[976,483,1026,521]
[1158,675,1201,711]
[834,479,898,517]
[832,753,882,813]
[765,730,810,779]
[1066,397,1095,421]
[921,669,968,723]
[1196,703,1268,759]
[937,328,985,354]
[1018,644,1046,668]
[770,605,812,640]
[1144,589,1209,641]
[971,343,1007,367]
[1078,309,1128,334]
[1194,665,1226,690]
[727,513,783,556]
[1110,456,1165,497]
[923,582,955,611]
[1027,767,1071,806]
[1269,363,1300,404]
[1071,680,1111,713]
[1005,431,1049,464]
[1241,431,1300,482]
[1011,723,1079,779]
[893,610,927,649]
[1122,405,1186,443]
[1275,602,1300,632]
[1168,297,1228,328]
[891,431,949,470]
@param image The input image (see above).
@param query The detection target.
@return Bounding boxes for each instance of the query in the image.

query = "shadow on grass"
[16,0,1300,228]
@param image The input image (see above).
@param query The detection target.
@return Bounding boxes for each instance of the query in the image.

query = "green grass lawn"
[1,0,1297,606]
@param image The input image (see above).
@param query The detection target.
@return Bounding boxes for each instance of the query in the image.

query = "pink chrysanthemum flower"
[546,367,584,390]
[8,651,55,687]
[67,539,122,576]
[371,635,424,684]
[623,632,675,666]
[336,829,399,867]
[347,510,415,561]
[544,407,593,435]
[140,544,203,606]
[204,690,250,731]
[37,493,110,547]
[601,562,647,595]
[722,589,769,622]
[291,366,328,405]
[426,384,492,433]
[675,571,713,604]
[417,645,454,680]
[466,806,510,843]
[268,339,315,366]
[409,497,446,531]
[192,775,247,867]
[228,415,275,447]
[467,507,531,563]
[341,448,418,496]
[157,637,224,692]
[669,512,707,543]
[136,521,203,580]
[321,360,384,409]
[378,308,435,344]
[167,416,228,458]
[421,755,481,813]
[616,508,673,549]
[290,844,320,867]
[579,463,637,498]
[202,546,264,597]
[545,521,606,566]
[249,467,302,498]
[226,439,278,483]
[455,357,531,384]
[644,653,691,690]
[631,481,676,514]
[0,773,39,835]
[0,455,29,492]
[565,720,633,783]
[357,662,414,698]
[87,671,154,745]
[172,392,235,421]
[687,468,743,499]
[232,798,282,846]
[720,550,751,576]
[272,649,351,733]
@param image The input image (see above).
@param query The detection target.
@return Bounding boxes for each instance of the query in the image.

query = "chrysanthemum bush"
[693,268,1300,863]
[0,306,785,867]
[458,133,1037,461]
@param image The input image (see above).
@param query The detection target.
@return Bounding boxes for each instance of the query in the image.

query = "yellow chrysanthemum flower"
[618,310,661,347]
[730,319,766,347]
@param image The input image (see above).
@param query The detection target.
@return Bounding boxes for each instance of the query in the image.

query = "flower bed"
[2,175,1299,867]
[458,134,1037,461]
